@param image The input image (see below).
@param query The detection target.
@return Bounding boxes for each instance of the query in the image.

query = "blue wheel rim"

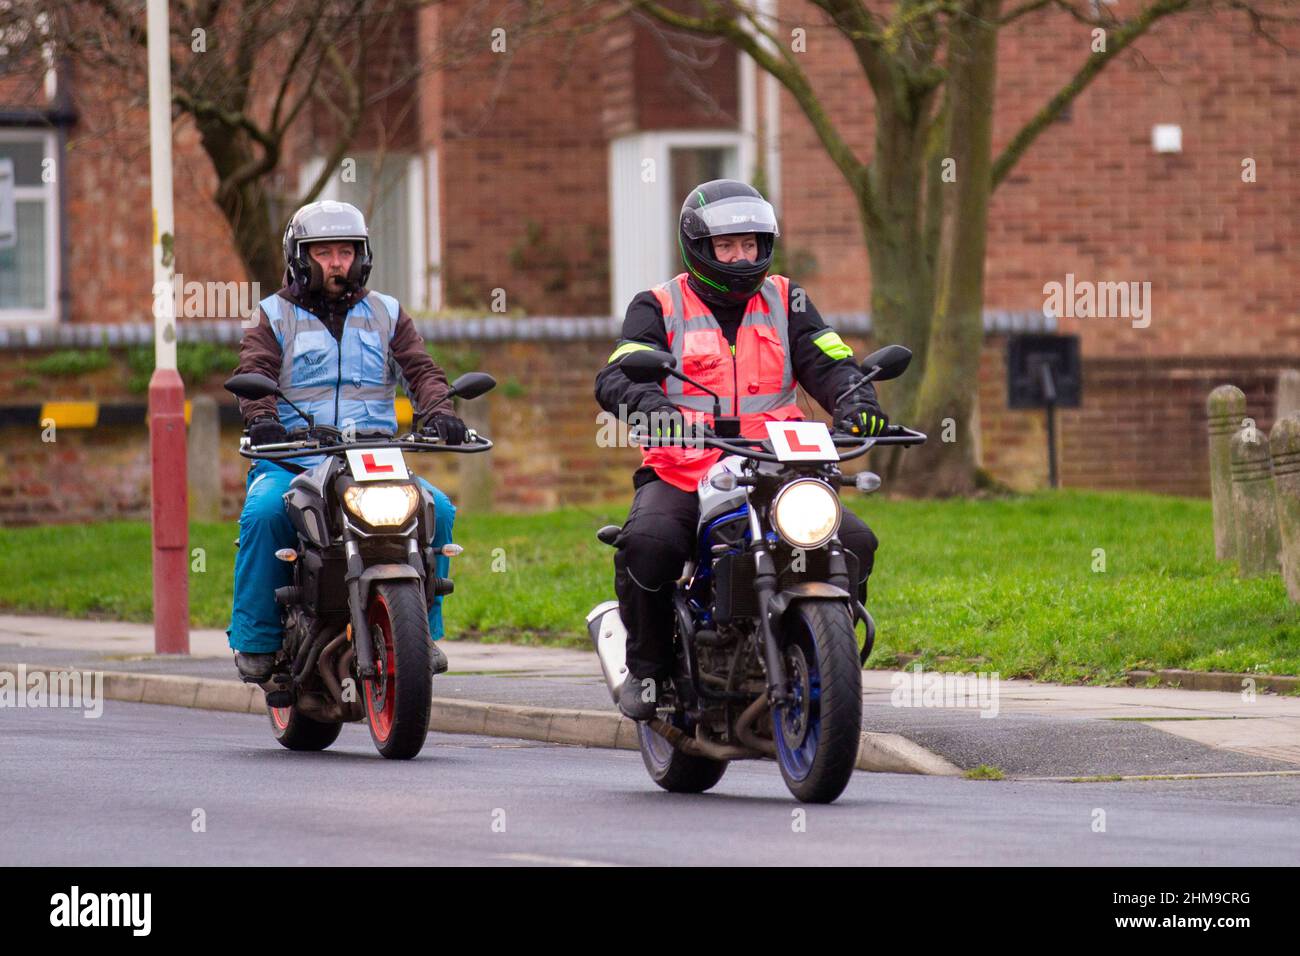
[775,626,823,783]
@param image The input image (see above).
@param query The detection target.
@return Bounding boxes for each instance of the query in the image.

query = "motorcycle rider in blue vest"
[227,201,466,682]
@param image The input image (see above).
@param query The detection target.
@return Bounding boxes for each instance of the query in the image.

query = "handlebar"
[630,424,926,464]
[240,432,494,461]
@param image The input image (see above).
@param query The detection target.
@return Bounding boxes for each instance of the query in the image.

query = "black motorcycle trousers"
[613,475,878,681]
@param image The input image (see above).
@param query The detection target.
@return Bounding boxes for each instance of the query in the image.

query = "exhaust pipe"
[733,694,776,756]
[316,631,349,703]
[587,600,629,704]
[646,718,763,761]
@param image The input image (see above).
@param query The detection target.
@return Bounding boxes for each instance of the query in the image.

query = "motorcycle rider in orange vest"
[595,179,888,720]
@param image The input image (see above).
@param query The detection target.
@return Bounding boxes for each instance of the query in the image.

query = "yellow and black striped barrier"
[0,397,417,429]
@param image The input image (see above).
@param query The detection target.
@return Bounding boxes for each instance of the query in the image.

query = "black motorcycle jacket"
[595,279,882,423]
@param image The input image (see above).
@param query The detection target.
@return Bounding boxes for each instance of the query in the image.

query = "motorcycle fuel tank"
[288,457,335,497]
[586,600,629,703]
[697,455,749,527]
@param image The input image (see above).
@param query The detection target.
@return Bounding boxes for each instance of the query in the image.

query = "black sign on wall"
[1006,334,1081,489]
[1007,334,1082,409]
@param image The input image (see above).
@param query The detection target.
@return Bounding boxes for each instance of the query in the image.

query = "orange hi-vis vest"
[641,273,803,491]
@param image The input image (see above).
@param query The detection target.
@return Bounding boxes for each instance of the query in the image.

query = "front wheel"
[268,702,342,751]
[364,580,434,759]
[773,601,862,803]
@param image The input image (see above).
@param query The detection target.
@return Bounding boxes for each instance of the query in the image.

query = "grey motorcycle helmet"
[282,200,373,294]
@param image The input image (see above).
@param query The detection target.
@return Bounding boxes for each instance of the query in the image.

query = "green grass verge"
[0,490,1296,682]
[964,765,1006,781]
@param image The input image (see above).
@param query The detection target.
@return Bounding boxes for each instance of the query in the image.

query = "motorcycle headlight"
[770,479,841,550]
[343,483,420,528]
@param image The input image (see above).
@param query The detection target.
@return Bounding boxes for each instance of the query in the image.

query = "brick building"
[0,2,1295,521]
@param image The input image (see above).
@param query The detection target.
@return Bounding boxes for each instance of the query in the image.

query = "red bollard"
[149,367,190,654]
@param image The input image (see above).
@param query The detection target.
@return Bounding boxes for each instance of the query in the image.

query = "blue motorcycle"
[589,345,925,803]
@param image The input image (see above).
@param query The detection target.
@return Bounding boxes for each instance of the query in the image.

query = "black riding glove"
[423,412,468,446]
[248,417,288,446]
[835,402,889,438]
[640,404,712,447]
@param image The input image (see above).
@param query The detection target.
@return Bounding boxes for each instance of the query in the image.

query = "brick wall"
[0,336,644,524]
[5,330,1285,525]
[777,3,1300,360]
[58,61,252,326]
[1057,356,1289,496]
[425,1,613,314]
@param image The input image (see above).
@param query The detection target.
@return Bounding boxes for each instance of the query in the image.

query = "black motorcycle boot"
[430,640,449,675]
[234,651,276,683]
[618,675,662,721]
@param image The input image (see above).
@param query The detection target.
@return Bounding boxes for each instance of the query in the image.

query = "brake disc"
[781,644,812,748]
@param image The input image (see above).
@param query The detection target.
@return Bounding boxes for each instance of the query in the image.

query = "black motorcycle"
[224,371,495,759]
[588,345,924,802]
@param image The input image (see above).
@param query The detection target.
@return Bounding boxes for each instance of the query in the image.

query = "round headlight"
[770,479,841,549]
[343,483,420,528]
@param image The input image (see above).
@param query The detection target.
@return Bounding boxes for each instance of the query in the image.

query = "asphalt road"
[3,703,1299,866]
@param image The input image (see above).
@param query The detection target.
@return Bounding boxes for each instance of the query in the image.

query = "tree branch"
[269,6,330,133]
[172,88,277,151]
[1224,0,1300,53]
[294,35,365,208]
[809,0,890,91]
[991,0,1193,189]
[630,0,877,223]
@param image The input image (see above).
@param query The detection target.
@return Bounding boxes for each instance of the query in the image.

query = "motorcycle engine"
[282,607,315,659]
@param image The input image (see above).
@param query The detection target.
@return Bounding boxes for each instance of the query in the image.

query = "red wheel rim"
[272,706,291,730]
[365,596,396,743]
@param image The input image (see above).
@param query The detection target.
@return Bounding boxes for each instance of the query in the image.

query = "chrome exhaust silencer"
[586,600,629,703]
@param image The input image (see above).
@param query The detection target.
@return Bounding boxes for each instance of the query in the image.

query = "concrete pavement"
[0,612,599,675]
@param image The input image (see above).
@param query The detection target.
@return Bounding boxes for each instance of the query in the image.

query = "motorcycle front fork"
[748,506,851,707]
[748,506,788,705]
[340,524,384,680]
[341,528,433,681]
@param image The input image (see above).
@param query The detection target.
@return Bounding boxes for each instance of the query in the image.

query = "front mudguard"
[766,582,874,663]
[357,563,423,606]
[349,563,424,679]
[767,583,854,645]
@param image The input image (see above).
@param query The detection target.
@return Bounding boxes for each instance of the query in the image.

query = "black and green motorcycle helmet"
[678,179,779,307]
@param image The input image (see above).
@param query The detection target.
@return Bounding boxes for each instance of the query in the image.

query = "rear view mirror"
[224,372,280,400]
[447,372,497,401]
[860,345,912,382]
[618,349,677,385]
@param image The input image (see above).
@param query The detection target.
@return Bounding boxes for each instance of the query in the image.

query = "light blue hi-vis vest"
[259,291,404,437]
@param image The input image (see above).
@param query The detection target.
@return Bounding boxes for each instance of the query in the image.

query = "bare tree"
[1,0,594,286]
[626,0,1297,493]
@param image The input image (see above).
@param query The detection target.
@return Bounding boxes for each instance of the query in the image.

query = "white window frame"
[421,147,441,313]
[0,129,60,326]
[608,130,751,317]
